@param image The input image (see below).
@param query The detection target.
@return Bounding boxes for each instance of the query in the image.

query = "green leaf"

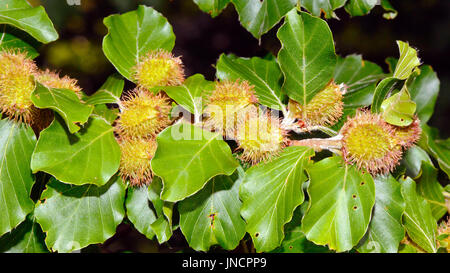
[358,175,405,253]
[179,169,246,251]
[240,146,315,252]
[85,74,124,105]
[0,26,39,59]
[271,202,330,253]
[0,213,48,253]
[193,0,231,17]
[31,116,121,186]
[148,178,173,243]
[91,104,119,125]
[302,0,346,19]
[401,145,433,179]
[152,123,239,202]
[102,5,175,81]
[0,119,36,236]
[277,10,336,105]
[232,0,297,38]
[400,177,437,253]
[345,0,377,16]
[371,77,403,113]
[159,74,215,122]
[419,125,450,179]
[0,0,58,44]
[125,177,173,243]
[216,54,286,112]
[416,162,447,220]
[332,54,385,130]
[381,0,398,19]
[301,156,375,252]
[31,83,94,134]
[407,65,440,123]
[125,186,156,240]
[393,41,421,80]
[35,177,126,253]
[380,86,416,126]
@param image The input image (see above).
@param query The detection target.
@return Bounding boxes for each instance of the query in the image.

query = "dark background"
[27,0,450,252]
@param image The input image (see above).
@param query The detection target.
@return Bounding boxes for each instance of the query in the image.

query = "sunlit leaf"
[35,177,126,253]
[31,83,94,134]
[216,54,286,111]
[380,86,416,126]
[31,116,121,186]
[102,5,175,80]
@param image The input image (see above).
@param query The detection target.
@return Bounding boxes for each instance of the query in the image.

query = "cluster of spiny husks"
[116,49,184,186]
[203,80,259,138]
[0,50,38,124]
[35,69,83,98]
[0,50,83,132]
[340,110,404,175]
[292,109,421,175]
[203,81,288,164]
[133,49,184,90]
[288,81,345,128]
[234,107,288,164]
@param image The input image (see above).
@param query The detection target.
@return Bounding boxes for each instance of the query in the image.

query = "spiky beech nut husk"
[394,116,421,149]
[288,81,344,128]
[0,50,38,123]
[340,110,402,175]
[203,80,258,137]
[235,108,287,164]
[133,49,184,89]
[118,137,157,187]
[35,69,83,98]
[437,218,450,252]
[116,88,172,138]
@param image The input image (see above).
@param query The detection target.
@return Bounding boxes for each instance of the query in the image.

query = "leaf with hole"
[179,169,246,251]
[34,177,126,253]
[380,86,416,126]
[301,156,375,252]
[358,175,405,253]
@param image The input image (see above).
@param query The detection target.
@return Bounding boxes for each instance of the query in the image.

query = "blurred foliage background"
[26,0,450,252]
